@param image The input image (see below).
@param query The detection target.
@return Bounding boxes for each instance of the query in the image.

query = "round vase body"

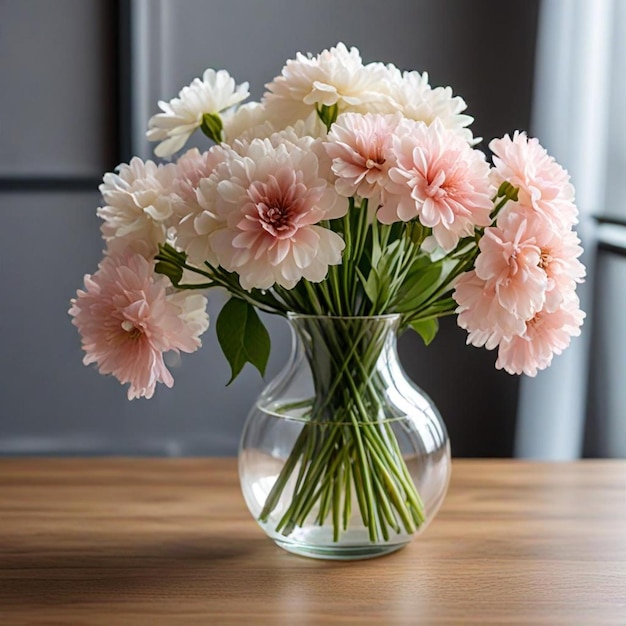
[239,314,451,560]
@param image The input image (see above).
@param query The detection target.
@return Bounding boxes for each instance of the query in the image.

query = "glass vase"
[238,314,451,560]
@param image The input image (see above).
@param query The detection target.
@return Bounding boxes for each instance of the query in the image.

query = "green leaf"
[155,243,188,287]
[409,318,439,346]
[394,262,443,312]
[409,221,427,245]
[496,181,519,202]
[415,297,457,318]
[200,112,224,143]
[216,298,271,385]
[316,103,339,130]
[356,267,379,306]
[158,242,187,263]
[155,260,183,286]
[402,254,431,281]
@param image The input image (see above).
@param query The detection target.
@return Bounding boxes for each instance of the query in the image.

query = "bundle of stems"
[258,315,426,542]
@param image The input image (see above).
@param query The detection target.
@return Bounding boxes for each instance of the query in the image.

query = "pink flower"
[454,270,526,347]
[171,146,229,266]
[495,295,585,376]
[454,199,586,375]
[173,147,221,203]
[489,132,578,231]
[475,210,548,320]
[503,206,586,312]
[69,252,208,399]
[205,135,345,290]
[324,112,400,203]
[378,119,493,251]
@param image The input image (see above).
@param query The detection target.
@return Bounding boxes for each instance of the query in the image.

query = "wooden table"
[0,459,624,625]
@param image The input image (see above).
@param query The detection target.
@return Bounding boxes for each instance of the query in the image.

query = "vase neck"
[287,315,401,417]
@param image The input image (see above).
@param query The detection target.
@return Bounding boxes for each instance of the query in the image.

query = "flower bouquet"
[70,43,585,558]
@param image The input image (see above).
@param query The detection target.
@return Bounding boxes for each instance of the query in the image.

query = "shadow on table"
[1,533,282,605]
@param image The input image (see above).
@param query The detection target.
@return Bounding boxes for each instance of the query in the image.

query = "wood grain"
[0,459,624,625]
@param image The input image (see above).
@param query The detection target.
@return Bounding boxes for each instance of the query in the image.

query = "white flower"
[223,107,329,145]
[98,157,178,256]
[167,291,210,339]
[222,102,275,143]
[222,103,330,145]
[269,116,335,170]
[263,43,389,126]
[147,69,249,158]
[287,111,330,140]
[379,67,475,143]
[238,112,328,146]
[201,134,345,290]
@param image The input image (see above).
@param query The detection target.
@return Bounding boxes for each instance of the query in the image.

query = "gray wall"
[0,0,539,456]
[585,248,626,457]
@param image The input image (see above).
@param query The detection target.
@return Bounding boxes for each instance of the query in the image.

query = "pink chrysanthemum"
[324,112,401,203]
[205,135,345,290]
[69,252,208,399]
[496,206,586,313]
[378,119,493,251]
[475,210,548,320]
[171,146,229,266]
[454,270,527,348]
[495,294,585,376]
[173,148,221,203]
[454,199,586,347]
[489,132,578,231]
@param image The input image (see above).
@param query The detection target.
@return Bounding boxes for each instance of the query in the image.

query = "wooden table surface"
[0,459,625,625]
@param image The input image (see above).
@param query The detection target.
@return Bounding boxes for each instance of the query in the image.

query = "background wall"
[0,0,539,457]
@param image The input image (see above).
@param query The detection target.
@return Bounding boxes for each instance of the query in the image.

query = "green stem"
[258,316,427,545]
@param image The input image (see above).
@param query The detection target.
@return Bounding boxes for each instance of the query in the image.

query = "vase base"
[273,537,408,561]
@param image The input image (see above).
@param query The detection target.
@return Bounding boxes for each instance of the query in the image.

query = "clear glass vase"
[238,314,451,560]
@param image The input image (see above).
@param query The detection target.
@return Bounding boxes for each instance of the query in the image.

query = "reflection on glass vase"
[238,314,451,560]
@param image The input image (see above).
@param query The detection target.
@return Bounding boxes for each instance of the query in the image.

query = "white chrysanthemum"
[147,69,249,158]
[263,43,389,126]
[98,157,178,256]
[225,118,336,192]
[223,103,327,147]
[167,291,210,339]
[380,69,475,143]
[268,118,336,178]
[222,102,275,143]
[235,111,328,145]
[287,111,329,140]
[201,136,345,290]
